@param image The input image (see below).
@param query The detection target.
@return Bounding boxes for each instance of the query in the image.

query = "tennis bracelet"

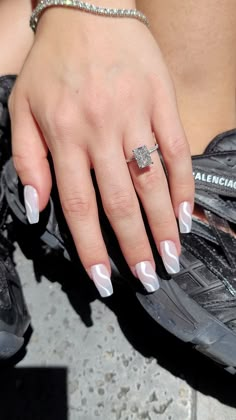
[30,0,149,32]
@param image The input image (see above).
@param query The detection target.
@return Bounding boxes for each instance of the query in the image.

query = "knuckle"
[165,136,189,160]
[175,180,195,196]
[62,193,93,220]
[13,153,29,175]
[80,242,104,258]
[105,190,137,219]
[127,241,151,260]
[158,216,174,230]
[135,167,164,192]
[154,217,178,239]
[44,105,76,138]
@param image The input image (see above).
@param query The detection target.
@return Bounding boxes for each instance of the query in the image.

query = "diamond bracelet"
[30,0,150,32]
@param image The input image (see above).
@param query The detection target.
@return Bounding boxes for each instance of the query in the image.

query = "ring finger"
[125,122,181,275]
[90,141,160,293]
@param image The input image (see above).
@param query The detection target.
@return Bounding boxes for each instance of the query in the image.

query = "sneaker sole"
[0,322,30,360]
[136,279,236,374]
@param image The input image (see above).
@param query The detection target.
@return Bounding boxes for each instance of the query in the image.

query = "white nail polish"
[24,185,39,224]
[90,264,113,298]
[135,261,160,293]
[179,201,192,234]
[160,240,180,274]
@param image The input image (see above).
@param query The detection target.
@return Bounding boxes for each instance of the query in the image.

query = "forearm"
[33,0,138,32]
[34,0,139,41]
[0,0,33,74]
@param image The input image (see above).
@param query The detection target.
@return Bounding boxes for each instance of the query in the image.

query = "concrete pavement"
[3,247,235,420]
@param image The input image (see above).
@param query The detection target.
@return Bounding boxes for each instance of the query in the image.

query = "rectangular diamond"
[133,145,152,168]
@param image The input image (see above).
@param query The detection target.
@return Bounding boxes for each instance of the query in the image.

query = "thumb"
[9,94,52,224]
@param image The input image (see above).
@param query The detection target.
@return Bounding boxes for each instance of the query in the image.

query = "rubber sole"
[0,331,24,359]
[0,321,30,360]
[136,278,236,374]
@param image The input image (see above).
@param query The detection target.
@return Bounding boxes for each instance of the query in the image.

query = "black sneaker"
[136,129,236,373]
[0,76,15,165]
[0,76,30,359]
[3,73,236,370]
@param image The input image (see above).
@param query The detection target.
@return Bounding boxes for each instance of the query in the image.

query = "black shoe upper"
[0,76,30,338]
[176,129,236,330]
[0,76,15,166]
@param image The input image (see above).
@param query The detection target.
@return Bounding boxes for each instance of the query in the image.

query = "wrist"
[34,0,145,36]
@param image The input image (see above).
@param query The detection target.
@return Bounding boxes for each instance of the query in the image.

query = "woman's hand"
[9,7,194,296]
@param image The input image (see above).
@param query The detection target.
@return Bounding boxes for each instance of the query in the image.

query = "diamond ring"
[126,144,159,169]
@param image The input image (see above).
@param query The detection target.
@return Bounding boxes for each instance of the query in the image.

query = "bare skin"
[0,0,33,74]
[1,1,236,153]
[137,0,236,154]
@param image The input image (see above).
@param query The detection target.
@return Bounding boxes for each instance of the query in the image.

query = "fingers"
[10,92,114,298]
[52,146,114,298]
[125,121,181,275]
[151,83,195,234]
[90,143,160,292]
[9,93,52,223]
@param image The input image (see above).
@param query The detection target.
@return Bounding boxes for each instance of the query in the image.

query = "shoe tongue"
[204,129,236,154]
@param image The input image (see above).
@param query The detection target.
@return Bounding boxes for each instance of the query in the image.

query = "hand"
[9,7,194,296]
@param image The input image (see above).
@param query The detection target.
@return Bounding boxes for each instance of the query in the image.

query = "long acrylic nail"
[135,261,160,293]
[160,240,180,274]
[24,185,39,224]
[178,201,192,234]
[90,264,113,298]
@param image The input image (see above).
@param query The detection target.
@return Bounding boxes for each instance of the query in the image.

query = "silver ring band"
[126,143,159,169]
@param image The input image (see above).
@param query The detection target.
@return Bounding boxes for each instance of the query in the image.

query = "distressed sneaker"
[136,129,236,373]
[0,75,30,359]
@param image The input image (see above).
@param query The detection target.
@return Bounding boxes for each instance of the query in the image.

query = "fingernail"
[178,201,192,234]
[160,240,180,274]
[135,261,160,293]
[24,185,39,224]
[90,264,113,298]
